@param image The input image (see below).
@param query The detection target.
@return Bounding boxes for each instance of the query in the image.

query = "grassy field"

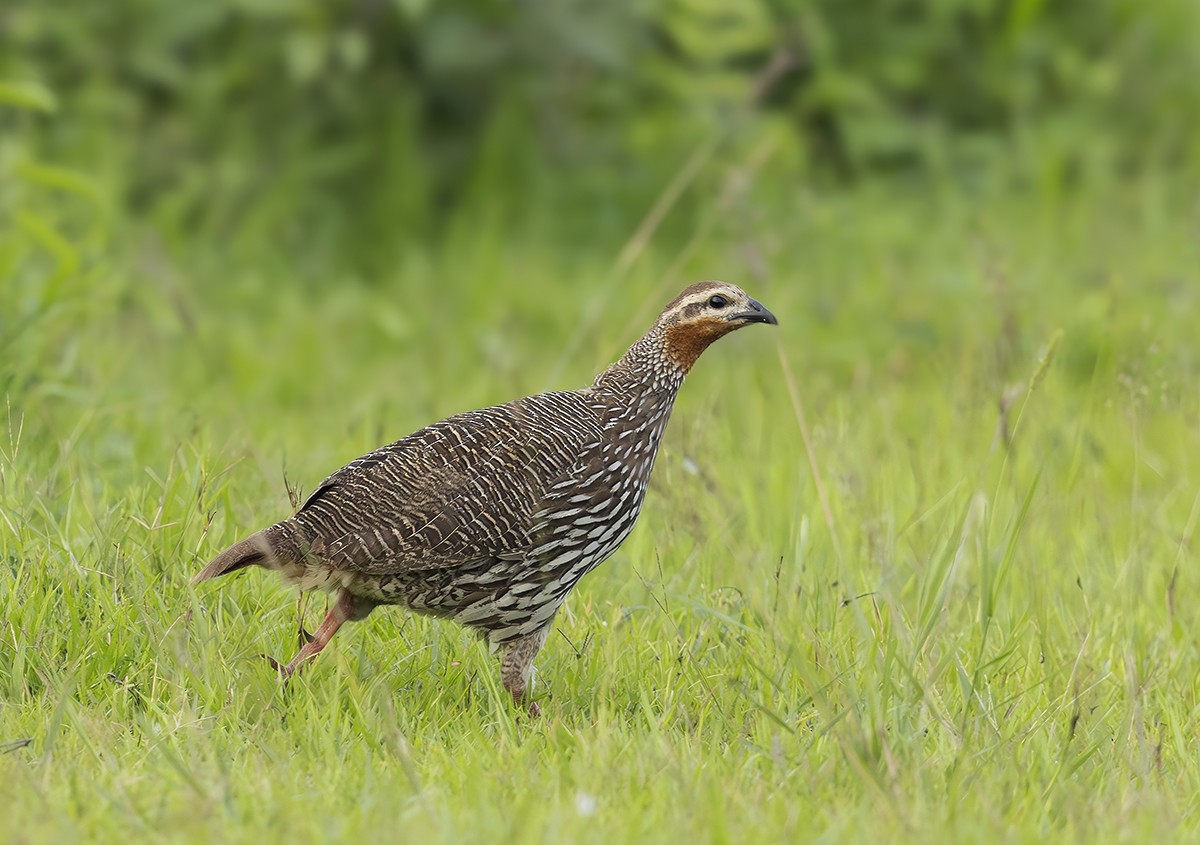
[2,166,1199,843]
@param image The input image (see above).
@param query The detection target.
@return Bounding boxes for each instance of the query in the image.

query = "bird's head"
[657,281,778,372]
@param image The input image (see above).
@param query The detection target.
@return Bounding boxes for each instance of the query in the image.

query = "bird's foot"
[261,591,356,682]
[510,687,542,718]
[261,653,297,680]
[295,593,314,650]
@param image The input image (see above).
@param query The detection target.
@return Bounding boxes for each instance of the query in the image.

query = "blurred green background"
[5,0,1199,266]
[4,0,1199,417]
[4,2,1200,842]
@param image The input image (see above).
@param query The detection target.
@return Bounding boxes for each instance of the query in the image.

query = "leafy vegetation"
[2,2,1199,842]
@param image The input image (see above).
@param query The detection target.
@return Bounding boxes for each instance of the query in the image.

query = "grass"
[2,159,1200,843]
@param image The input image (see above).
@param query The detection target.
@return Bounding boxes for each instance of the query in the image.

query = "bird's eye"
[708,295,728,309]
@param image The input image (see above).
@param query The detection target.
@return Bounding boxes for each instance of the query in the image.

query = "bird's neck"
[592,325,687,411]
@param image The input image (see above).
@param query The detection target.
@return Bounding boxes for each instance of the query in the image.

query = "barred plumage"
[192,280,777,714]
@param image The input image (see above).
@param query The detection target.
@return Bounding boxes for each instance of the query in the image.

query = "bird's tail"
[191,530,279,584]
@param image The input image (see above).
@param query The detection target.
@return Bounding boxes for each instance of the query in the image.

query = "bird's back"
[286,390,606,576]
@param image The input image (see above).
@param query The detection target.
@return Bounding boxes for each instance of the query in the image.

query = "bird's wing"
[294,391,604,574]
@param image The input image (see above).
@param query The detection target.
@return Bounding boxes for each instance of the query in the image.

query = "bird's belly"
[465,501,646,644]
[324,480,650,642]
[283,564,354,594]
[341,570,457,613]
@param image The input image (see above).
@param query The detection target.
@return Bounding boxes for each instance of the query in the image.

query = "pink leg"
[264,590,372,678]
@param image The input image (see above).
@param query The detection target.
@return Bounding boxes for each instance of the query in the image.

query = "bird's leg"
[264,589,375,679]
[500,628,550,717]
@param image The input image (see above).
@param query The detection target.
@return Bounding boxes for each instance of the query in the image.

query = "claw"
[260,653,292,678]
[510,688,542,718]
[295,593,314,650]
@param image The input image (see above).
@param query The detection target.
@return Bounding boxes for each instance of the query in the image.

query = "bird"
[191,281,777,715]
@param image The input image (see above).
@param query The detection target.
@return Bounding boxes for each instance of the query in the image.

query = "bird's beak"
[732,297,778,326]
